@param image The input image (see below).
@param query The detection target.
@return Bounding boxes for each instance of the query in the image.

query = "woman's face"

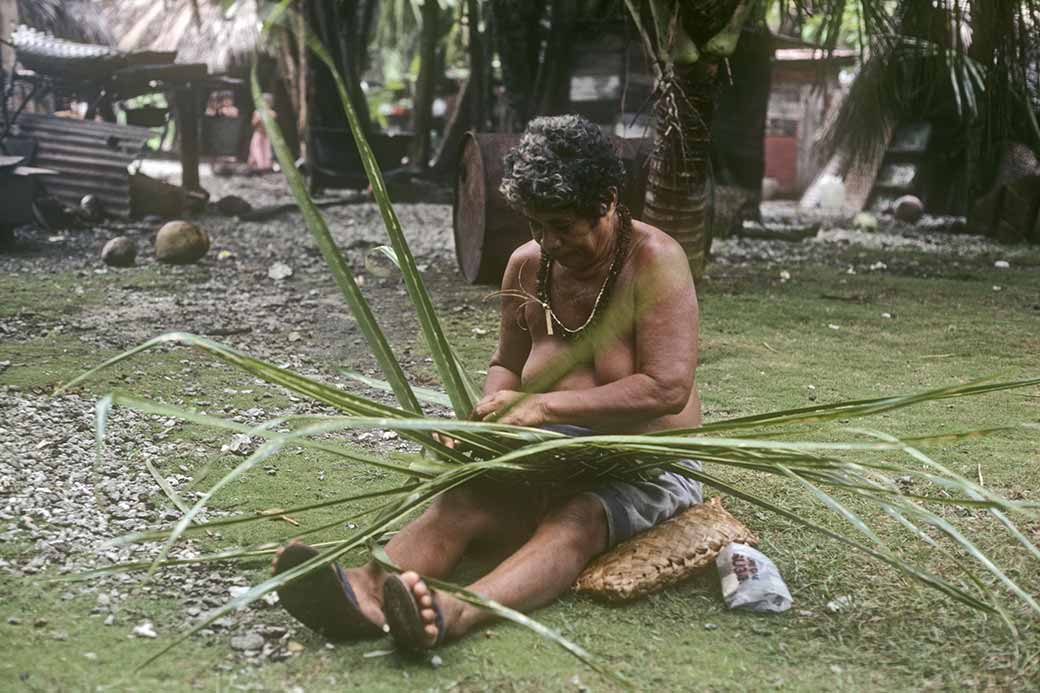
[525,205,613,269]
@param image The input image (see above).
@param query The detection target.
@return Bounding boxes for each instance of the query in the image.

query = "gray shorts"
[544,425,704,548]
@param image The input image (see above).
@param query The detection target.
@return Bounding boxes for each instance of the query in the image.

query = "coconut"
[101,236,137,267]
[155,221,210,265]
[894,195,924,224]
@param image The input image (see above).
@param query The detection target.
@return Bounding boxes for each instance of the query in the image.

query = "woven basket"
[575,497,758,601]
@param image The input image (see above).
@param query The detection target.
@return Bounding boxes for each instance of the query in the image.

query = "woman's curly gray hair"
[499,115,625,220]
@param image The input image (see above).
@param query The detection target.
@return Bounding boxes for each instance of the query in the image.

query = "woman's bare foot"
[386,571,468,649]
[271,541,387,638]
[342,562,388,630]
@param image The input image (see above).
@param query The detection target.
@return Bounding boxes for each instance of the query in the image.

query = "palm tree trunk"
[490,0,547,131]
[642,61,721,280]
[465,0,488,132]
[633,0,745,280]
[712,23,773,228]
[410,0,441,169]
[533,0,577,116]
[306,0,371,132]
[357,0,379,76]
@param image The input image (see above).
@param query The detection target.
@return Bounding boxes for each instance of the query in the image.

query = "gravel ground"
[2,169,1036,663]
[713,203,1037,273]
[0,388,297,658]
[1,171,459,662]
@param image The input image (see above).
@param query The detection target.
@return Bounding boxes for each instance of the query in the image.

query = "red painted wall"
[765,135,799,195]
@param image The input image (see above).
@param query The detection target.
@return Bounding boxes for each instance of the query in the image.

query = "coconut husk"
[575,497,758,602]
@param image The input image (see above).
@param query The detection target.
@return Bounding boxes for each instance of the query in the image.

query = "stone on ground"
[80,195,104,222]
[894,195,924,224]
[230,631,265,651]
[155,221,210,265]
[101,236,137,267]
[214,195,252,217]
[853,212,878,231]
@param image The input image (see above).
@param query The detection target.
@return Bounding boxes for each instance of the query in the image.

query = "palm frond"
[264,2,479,417]
[814,0,1040,183]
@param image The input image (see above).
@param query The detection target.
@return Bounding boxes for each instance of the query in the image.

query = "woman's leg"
[344,484,545,627]
[393,494,609,646]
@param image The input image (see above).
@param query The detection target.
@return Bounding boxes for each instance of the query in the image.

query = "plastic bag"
[716,543,792,613]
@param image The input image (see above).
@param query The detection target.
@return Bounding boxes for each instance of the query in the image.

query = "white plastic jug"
[817,175,847,211]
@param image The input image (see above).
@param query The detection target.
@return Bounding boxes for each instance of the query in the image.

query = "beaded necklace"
[535,204,632,340]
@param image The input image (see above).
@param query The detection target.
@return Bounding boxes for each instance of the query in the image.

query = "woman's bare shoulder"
[508,239,542,264]
[629,219,687,266]
[503,240,542,290]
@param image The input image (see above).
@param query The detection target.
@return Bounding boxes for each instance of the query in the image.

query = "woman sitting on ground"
[273,113,704,650]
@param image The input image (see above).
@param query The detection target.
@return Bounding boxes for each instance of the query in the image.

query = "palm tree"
[624,0,756,279]
[627,0,1040,278]
[823,1,1040,214]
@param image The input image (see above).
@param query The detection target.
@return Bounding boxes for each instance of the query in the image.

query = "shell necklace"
[535,204,632,340]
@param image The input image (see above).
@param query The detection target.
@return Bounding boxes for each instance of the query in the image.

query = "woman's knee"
[426,486,500,535]
[541,495,608,558]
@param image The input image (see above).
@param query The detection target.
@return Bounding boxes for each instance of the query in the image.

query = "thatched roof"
[17,0,114,46]
[100,0,263,74]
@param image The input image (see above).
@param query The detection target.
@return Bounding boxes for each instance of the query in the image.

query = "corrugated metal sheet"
[11,113,152,217]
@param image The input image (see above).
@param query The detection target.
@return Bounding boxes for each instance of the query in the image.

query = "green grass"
[0,270,104,320]
[3,256,1039,691]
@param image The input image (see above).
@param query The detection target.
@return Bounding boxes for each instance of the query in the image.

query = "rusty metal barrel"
[453,133,652,284]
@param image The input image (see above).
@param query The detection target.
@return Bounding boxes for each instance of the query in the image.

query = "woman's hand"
[432,432,458,449]
[470,390,549,427]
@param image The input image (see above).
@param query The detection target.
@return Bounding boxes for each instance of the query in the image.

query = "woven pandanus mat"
[575,496,758,601]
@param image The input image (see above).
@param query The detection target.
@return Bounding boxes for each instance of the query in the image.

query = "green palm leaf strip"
[300,26,478,417]
[853,427,1040,523]
[144,438,286,578]
[109,485,421,547]
[243,62,421,416]
[79,381,1040,677]
[785,463,1040,616]
[96,392,437,478]
[56,331,504,459]
[340,369,453,408]
[143,458,194,520]
[261,1,477,418]
[865,431,1040,603]
[682,377,1040,435]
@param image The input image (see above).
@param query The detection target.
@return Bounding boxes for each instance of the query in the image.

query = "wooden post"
[175,86,201,191]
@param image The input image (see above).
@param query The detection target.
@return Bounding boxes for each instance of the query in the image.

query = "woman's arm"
[480,245,536,400]
[474,234,699,428]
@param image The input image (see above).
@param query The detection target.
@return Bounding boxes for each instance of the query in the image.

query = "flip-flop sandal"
[273,542,381,641]
[382,574,446,652]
